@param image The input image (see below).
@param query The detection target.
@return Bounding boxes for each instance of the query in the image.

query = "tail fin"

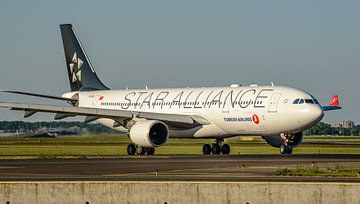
[60,24,109,91]
[329,95,339,106]
[323,95,341,111]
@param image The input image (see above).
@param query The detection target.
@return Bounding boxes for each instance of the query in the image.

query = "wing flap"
[137,112,194,125]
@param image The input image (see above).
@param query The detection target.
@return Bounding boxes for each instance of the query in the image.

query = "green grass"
[0,135,360,159]
[276,165,360,177]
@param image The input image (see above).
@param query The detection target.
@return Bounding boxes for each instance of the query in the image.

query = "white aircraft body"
[0,24,341,155]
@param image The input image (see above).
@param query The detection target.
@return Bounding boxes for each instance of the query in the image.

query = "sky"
[0,0,359,124]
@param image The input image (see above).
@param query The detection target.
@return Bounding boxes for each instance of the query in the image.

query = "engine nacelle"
[262,132,303,148]
[129,120,169,148]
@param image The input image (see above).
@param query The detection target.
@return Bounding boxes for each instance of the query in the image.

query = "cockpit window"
[305,99,314,104]
[294,98,318,105]
[307,93,320,104]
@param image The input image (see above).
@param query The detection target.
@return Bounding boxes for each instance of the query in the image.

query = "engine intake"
[129,120,169,147]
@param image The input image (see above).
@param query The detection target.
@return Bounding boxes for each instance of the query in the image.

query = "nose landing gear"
[202,139,230,155]
[280,133,293,155]
[279,144,292,155]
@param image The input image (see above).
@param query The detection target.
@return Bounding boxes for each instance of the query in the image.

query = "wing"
[322,95,342,112]
[1,89,78,102]
[0,102,210,129]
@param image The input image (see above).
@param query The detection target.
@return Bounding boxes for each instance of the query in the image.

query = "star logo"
[68,52,84,83]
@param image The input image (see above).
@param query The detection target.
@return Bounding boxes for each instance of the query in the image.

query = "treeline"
[1,121,358,136]
[0,121,117,134]
[304,122,360,136]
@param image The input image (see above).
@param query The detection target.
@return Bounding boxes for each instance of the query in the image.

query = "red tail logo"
[329,95,339,106]
[252,114,260,124]
[99,96,104,101]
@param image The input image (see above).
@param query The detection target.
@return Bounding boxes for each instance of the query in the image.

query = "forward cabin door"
[89,94,102,108]
[268,93,281,113]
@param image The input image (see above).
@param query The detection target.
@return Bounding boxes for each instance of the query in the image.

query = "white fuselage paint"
[65,85,324,139]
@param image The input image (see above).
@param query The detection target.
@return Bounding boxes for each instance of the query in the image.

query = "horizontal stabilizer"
[322,106,342,111]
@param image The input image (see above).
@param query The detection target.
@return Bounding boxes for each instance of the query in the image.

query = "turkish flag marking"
[329,95,339,106]
[252,114,260,124]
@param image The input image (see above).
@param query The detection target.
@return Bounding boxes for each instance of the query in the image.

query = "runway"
[0,154,360,182]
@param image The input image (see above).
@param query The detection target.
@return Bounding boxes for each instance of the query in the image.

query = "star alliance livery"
[0,24,341,155]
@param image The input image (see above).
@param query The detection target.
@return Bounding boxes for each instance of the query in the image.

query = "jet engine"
[129,120,169,147]
[262,132,303,148]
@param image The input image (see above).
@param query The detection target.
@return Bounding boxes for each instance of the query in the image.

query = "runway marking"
[0,166,21,169]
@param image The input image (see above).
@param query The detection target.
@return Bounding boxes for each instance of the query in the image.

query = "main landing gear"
[202,139,230,155]
[127,144,155,155]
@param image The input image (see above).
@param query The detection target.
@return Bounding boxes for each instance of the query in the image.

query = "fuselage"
[64,85,324,139]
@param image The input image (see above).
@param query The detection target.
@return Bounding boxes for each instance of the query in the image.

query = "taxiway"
[0,154,359,182]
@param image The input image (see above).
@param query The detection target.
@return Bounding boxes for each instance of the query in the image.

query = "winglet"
[329,95,339,106]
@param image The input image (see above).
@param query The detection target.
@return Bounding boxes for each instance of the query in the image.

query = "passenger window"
[293,99,299,104]
[299,99,304,104]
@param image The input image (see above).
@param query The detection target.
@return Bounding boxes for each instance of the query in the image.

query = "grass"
[276,165,360,177]
[0,135,360,159]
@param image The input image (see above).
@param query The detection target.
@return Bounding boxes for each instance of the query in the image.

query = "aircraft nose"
[301,105,324,127]
[310,105,324,123]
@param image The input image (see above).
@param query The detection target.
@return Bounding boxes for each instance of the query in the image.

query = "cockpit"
[293,98,319,105]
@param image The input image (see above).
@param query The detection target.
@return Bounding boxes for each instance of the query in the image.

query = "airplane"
[0,24,341,155]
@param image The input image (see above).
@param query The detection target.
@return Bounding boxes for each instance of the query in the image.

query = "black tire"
[221,144,230,154]
[211,144,221,154]
[127,144,136,155]
[203,144,211,155]
[286,146,293,154]
[135,146,145,155]
[146,148,155,155]
[280,144,287,155]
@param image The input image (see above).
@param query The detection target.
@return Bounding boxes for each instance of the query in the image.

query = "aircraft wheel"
[286,146,293,154]
[146,147,155,155]
[280,145,287,155]
[203,144,211,155]
[136,146,145,155]
[127,144,136,155]
[211,144,221,154]
[221,144,230,154]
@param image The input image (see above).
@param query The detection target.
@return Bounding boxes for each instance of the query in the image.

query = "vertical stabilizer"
[60,24,109,91]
